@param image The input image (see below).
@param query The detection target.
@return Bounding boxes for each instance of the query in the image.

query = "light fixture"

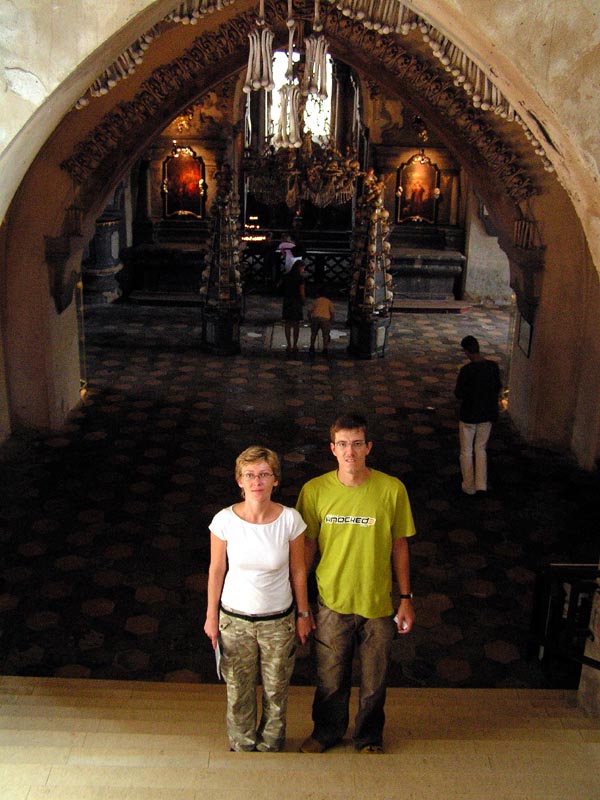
[243,0,362,210]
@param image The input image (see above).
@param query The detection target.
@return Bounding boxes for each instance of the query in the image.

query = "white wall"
[464,191,513,306]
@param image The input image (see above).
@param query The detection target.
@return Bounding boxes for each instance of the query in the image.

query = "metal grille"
[241,250,353,294]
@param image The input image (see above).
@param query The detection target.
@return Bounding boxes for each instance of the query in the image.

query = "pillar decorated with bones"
[347,169,394,358]
[199,163,243,354]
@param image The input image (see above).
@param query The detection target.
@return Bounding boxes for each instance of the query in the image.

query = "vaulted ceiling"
[55,0,557,257]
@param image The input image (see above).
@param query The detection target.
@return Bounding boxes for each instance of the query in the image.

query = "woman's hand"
[204,616,219,650]
[296,611,316,645]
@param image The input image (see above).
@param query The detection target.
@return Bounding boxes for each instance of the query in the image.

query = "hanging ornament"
[242,0,275,93]
[301,0,329,99]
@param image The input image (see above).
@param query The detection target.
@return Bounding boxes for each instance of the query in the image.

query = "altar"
[390,247,465,300]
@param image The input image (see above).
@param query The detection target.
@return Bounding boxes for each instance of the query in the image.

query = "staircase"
[0,676,598,799]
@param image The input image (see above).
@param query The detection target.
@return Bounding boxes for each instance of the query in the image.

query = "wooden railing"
[530,563,600,670]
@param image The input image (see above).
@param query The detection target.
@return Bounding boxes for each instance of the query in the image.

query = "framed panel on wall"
[395,149,440,224]
[162,144,207,219]
[518,314,533,357]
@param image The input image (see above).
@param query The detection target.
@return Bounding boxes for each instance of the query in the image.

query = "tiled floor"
[0,676,599,800]
[0,293,598,689]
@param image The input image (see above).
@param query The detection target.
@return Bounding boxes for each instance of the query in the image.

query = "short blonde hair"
[235,446,281,483]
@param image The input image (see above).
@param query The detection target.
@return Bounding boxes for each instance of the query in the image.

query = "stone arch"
[1,1,599,468]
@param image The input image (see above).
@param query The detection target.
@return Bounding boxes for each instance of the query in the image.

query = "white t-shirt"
[210,504,306,615]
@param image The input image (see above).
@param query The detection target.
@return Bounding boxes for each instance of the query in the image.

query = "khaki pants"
[459,420,492,493]
[219,609,296,751]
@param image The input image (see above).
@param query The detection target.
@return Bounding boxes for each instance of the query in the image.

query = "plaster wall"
[419,0,600,278]
[3,159,82,431]
[510,182,600,469]
[0,0,171,223]
[464,193,512,306]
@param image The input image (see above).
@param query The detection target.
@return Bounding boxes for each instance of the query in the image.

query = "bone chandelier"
[242,0,362,208]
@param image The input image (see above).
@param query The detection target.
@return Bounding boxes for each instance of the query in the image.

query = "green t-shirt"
[296,469,416,618]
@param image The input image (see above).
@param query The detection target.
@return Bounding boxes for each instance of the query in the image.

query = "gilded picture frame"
[162,145,207,219]
[396,150,440,224]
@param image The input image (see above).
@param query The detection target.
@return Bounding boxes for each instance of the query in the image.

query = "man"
[454,335,502,495]
[296,413,416,754]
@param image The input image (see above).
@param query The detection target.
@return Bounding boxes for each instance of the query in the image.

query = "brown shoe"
[299,736,327,754]
[359,744,384,754]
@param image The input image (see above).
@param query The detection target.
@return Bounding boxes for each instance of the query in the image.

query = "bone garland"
[285,19,296,82]
[243,25,275,93]
[75,25,162,108]
[242,0,275,93]
[199,163,243,308]
[76,2,241,107]
[301,35,329,99]
[274,83,302,148]
[167,0,236,23]
[327,1,551,170]
[335,0,421,35]
[349,168,393,316]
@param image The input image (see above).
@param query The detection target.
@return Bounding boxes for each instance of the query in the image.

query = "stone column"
[347,170,393,358]
[82,212,123,305]
[199,163,243,355]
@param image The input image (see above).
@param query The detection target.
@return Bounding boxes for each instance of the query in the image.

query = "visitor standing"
[296,413,416,754]
[454,335,502,495]
[281,260,306,357]
[204,446,312,752]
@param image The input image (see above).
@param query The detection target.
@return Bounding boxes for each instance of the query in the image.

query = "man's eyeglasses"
[333,441,366,449]
[241,472,274,481]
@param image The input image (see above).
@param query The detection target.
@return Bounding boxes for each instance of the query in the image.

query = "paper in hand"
[215,637,223,680]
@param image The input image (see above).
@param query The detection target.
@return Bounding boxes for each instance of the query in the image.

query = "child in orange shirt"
[308,287,335,357]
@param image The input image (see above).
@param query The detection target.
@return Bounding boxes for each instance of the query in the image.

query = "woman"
[281,260,305,357]
[277,232,298,273]
[204,446,313,752]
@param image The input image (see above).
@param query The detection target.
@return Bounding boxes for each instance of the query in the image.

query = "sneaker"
[358,744,384,754]
[299,736,327,753]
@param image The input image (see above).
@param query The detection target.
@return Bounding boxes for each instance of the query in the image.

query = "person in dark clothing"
[281,260,305,356]
[454,335,502,495]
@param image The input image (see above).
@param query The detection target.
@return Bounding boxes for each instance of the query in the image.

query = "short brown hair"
[235,446,281,483]
[329,413,368,443]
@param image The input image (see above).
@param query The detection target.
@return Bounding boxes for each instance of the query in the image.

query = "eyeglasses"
[333,441,366,449]
[241,472,274,481]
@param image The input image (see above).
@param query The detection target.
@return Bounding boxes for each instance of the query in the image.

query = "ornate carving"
[61,2,535,203]
[323,9,536,201]
[61,12,255,183]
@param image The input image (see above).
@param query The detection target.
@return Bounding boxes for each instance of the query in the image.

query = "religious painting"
[162,145,206,219]
[396,150,440,224]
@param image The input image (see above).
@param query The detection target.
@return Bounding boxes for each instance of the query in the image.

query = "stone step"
[0,677,598,800]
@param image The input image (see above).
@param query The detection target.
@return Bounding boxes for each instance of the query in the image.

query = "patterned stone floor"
[0,293,598,689]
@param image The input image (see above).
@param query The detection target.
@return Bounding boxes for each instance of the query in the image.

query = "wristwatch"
[297,610,310,618]
[399,593,414,599]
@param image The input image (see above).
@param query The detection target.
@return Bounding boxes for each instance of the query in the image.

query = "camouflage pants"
[219,609,296,751]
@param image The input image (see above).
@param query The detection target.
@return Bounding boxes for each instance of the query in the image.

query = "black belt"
[220,603,294,622]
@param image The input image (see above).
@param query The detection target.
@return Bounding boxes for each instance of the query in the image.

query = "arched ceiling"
[54,0,555,262]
